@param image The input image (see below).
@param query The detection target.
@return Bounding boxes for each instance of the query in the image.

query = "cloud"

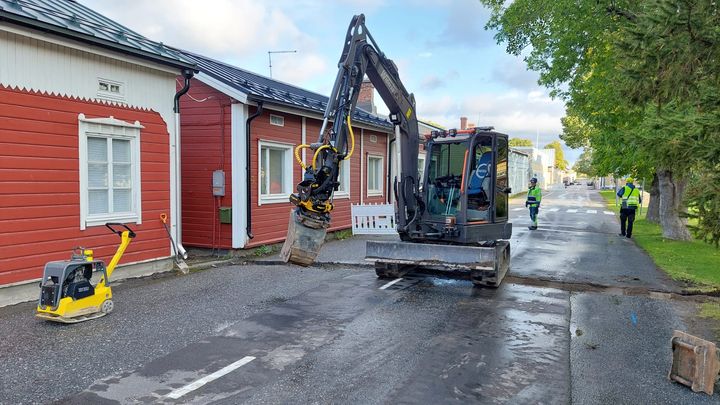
[273,53,328,83]
[80,0,316,59]
[420,75,445,90]
[426,2,494,49]
[491,56,541,91]
[416,89,565,145]
[335,0,386,9]
[418,52,433,58]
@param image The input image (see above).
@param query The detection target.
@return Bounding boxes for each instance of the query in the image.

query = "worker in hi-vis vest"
[526,177,542,230]
[616,177,642,238]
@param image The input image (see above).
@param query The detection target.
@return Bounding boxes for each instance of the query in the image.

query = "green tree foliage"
[572,149,594,176]
[479,0,720,244]
[543,140,569,170]
[509,138,533,147]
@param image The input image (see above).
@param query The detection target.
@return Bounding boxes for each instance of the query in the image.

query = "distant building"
[512,147,560,189]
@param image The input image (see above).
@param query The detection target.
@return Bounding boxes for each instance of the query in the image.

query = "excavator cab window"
[495,136,509,220]
[467,135,493,221]
[425,141,466,217]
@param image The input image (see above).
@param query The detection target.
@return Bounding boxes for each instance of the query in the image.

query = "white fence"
[351,203,398,235]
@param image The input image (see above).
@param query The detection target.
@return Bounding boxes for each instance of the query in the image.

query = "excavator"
[280,14,512,286]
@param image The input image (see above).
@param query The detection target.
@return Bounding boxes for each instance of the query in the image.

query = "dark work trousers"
[529,206,539,227]
[620,207,637,237]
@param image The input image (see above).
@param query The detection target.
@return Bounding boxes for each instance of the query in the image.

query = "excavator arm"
[282,14,422,265]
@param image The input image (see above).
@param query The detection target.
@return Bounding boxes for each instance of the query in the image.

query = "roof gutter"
[245,101,264,240]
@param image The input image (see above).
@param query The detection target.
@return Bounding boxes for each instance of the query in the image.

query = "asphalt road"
[0,185,717,404]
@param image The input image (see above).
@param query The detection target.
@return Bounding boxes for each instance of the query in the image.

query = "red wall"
[0,86,171,285]
[179,79,232,249]
[245,109,390,248]
[177,79,391,249]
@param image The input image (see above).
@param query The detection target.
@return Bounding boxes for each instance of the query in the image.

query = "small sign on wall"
[370,134,377,143]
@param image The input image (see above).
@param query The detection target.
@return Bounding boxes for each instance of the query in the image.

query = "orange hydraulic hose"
[295,144,310,169]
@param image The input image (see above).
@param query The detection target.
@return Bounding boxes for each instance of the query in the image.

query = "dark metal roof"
[177,49,393,131]
[0,0,195,70]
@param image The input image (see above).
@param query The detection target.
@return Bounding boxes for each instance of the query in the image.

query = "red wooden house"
[176,50,394,250]
[0,0,196,301]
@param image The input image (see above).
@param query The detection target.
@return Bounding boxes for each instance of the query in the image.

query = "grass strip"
[599,190,720,290]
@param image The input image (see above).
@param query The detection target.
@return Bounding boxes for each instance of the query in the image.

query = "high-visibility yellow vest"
[621,186,640,207]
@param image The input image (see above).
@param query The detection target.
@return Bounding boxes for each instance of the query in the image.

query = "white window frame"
[417,153,426,190]
[258,140,294,205]
[334,158,351,199]
[78,114,143,230]
[269,114,285,127]
[97,77,125,102]
[367,155,384,197]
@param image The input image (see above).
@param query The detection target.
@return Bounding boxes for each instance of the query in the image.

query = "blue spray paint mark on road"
[630,312,638,326]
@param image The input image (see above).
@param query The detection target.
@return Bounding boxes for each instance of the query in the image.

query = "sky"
[80,0,580,164]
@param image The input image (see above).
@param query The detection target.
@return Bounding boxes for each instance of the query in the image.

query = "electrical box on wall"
[219,207,232,224]
[212,170,225,196]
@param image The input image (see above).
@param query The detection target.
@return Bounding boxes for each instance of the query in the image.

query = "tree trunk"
[645,173,660,224]
[656,168,691,240]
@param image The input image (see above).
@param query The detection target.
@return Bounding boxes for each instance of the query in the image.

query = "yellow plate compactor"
[36,223,135,323]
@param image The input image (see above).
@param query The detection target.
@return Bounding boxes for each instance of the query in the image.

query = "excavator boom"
[281,14,420,265]
[281,14,512,287]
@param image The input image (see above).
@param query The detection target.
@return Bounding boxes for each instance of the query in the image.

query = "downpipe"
[171,68,195,262]
[245,101,264,240]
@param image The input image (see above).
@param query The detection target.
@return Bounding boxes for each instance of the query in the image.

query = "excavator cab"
[411,127,511,244]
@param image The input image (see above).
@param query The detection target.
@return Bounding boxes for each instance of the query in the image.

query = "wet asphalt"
[1,185,718,404]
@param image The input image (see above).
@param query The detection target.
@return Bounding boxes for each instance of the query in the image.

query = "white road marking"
[586,209,597,214]
[567,209,578,213]
[517,228,605,235]
[379,278,403,290]
[166,356,256,399]
[604,211,615,215]
[548,208,560,212]
[512,207,524,211]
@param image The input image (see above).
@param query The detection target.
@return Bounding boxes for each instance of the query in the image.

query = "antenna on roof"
[268,50,297,78]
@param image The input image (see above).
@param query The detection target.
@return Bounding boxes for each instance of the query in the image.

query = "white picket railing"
[351,203,398,235]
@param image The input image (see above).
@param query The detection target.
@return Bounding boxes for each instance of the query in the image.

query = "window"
[259,141,293,204]
[495,137,509,219]
[425,142,465,216]
[269,114,285,127]
[97,78,124,102]
[335,159,351,198]
[467,136,493,221]
[78,114,142,230]
[367,155,383,196]
[418,154,426,184]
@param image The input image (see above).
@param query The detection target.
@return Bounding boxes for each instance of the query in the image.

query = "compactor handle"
[105,223,136,238]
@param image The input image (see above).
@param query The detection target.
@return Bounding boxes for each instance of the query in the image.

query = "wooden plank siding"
[179,79,233,249]
[0,85,170,285]
[177,79,391,249]
[244,109,390,248]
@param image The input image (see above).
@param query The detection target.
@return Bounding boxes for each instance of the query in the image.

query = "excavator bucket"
[366,240,510,287]
[280,209,329,266]
[668,330,720,395]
